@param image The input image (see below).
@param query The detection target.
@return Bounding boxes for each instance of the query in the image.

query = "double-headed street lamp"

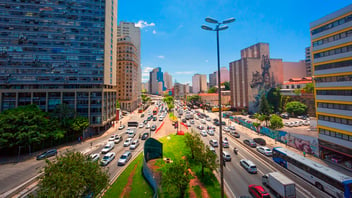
[201,17,235,198]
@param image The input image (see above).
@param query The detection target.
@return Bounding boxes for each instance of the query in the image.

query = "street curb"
[0,173,42,198]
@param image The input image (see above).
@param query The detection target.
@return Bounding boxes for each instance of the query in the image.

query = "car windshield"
[265,148,271,151]
[103,155,110,160]
[120,155,127,159]
[104,146,110,149]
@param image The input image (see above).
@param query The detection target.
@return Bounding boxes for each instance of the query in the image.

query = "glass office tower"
[0,0,118,134]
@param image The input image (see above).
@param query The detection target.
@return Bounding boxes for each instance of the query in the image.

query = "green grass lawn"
[103,153,153,198]
[158,135,224,198]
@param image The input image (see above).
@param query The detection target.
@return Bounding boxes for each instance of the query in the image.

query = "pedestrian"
[80,136,83,144]
[78,136,81,143]
[303,151,306,157]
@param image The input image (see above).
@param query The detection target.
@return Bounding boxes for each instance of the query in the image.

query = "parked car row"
[284,120,310,127]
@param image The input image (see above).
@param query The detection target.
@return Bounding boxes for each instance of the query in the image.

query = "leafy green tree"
[259,95,271,126]
[162,159,192,198]
[71,116,89,136]
[208,87,217,93]
[0,105,59,153]
[184,130,202,159]
[294,88,302,96]
[303,83,314,93]
[285,101,307,116]
[36,152,109,197]
[196,145,217,178]
[187,95,201,104]
[163,96,174,111]
[141,94,151,104]
[116,100,120,109]
[269,115,284,130]
[51,103,75,129]
[222,81,230,90]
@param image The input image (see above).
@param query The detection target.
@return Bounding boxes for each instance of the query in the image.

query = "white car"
[284,122,290,127]
[139,123,144,128]
[298,121,303,126]
[229,126,236,131]
[114,135,122,144]
[293,121,299,127]
[190,120,195,124]
[209,146,216,153]
[118,125,125,130]
[206,117,211,121]
[288,122,294,127]
[303,120,310,126]
[209,139,218,147]
[159,116,164,121]
[118,151,132,166]
[257,146,272,156]
[101,142,114,154]
[223,127,230,132]
[89,153,100,162]
[207,129,214,136]
[128,132,136,138]
[200,119,206,124]
[123,138,133,147]
[130,139,140,150]
[200,130,207,137]
[146,124,150,129]
[100,152,115,166]
[109,134,118,141]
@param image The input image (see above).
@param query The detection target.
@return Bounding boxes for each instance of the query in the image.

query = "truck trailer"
[262,172,296,198]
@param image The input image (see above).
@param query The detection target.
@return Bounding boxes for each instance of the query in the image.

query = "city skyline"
[118,1,351,84]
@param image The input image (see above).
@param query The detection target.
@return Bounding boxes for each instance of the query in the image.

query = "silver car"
[130,139,140,150]
[256,146,272,156]
[118,151,132,166]
[100,152,115,166]
[123,138,133,147]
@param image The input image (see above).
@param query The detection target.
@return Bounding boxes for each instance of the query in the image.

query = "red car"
[248,184,271,198]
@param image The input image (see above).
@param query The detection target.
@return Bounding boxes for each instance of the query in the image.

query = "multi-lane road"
[185,109,331,198]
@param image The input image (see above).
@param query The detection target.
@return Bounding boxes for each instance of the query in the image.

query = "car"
[243,139,257,148]
[213,118,219,122]
[200,130,207,137]
[293,121,299,127]
[181,118,187,123]
[240,159,257,174]
[123,138,133,147]
[141,132,149,140]
[150,125,157,131]
[153,117,157,121]
[143,120,148,124]
[207,125,215,130]
[130,139,140,150]
[186,121,191,127]
[140,114,144,118]
[118,125,125,130]
[303,120,310,126]
[280,113,289,119]
[223,127,230,132]
[128,132,136,138]
[100,152,116,166]
[223,140,229,148]
[248,114,256,119]
[147,116,152,121]
[248,184,271,198]
[253,138,266,146]
[109,134,118,141]
[159,117,164,121]
[194,116,199,120]
[145,124,150,129]
[200,119,206,124]
[89,153,100,162]
[197,125,204,130]
[209,139,218,147]
[206,117,211,121]
[114,135,123,144]
[118,151,132,166]
[36,149,57,160]
[229,126,236,131]
[230,131,240,138]
[101,142,114,154]
[190,120,195,124]
[298,120,304,126]
[284,122,290,127]
[256,146,272,156]
[288,122,294,127]
[207,129,214,136]
[139,123,144,128]
[209,146,216,153]
[223,151,231,161]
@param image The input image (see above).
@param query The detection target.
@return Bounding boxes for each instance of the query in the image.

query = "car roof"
[123,151,131,155]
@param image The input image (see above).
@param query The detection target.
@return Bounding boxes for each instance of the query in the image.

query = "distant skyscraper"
[305,47,312,76]
[163,72,173,89]
[310,5,352,163]
[149,67,165,95]
[0,0,118,133]
[209,72,217,88]
[192,74,207,93]
[116,36,140,112]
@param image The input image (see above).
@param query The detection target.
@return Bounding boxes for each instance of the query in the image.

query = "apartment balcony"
[318,120,352,132]
[314,66,352,76]
[315,81,352,88]
[316,95,352,102]
[314,51,352,64]
[317,107,352,117]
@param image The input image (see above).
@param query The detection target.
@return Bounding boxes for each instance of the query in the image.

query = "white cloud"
[135,20,155,29]
[142,73,149,77]
[174,71,196,75]
[142,67,153,73]
[142,77,149,82]
[205,60,209,63]
[152,30,157,34]
[157,55,164,59]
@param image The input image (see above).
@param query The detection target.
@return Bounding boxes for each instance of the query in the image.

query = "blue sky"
[118,0,351,84]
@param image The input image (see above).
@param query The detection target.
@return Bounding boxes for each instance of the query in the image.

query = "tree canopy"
[162,159,191,198]
[267,87,281,113]
[187,95,201,104]
[269,115,284,130]
[36,152,109,197]
[285,101,307,116]
[222,81,230,90]
[303,83,314,93]
[163,96,174,111]
[208,87,217,93]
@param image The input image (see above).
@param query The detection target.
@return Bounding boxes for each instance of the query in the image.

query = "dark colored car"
[214,121,226,126]
[140,114,144,118]
[253,138,266,146]
[147,116,152,121]
[143,120,148,124]
[153,117,157,121]
[231,131,240,138]
[213,118,219,122]
[37,149,57,160]
[248,184,271,198]
[243,139,257,148]
[141,132,149,140]
[150,125,157,131]
[181,118,187,123]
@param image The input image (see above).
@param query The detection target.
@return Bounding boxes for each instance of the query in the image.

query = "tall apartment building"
[116,36,140,112]
[192,74,207,93]
[163,72,172,89]
[229,43,284,113]
[305,47,313,76]
[0,0,118,133]
[209,72,217,88]
[117,21,141,106]
[149,67,165,95]
[310,5,352,164]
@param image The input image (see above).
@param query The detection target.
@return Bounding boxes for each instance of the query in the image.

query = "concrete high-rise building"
[305,47,313,76]
[117,21,141,106]
[282,60,307,81]
[141,81,149,93]
[310,5,352,164]
[116,36,140,112]
[0,0,118,133]
[163,72,173,89]
[149,67,165,95]
[229,43,284,113]
[192,74,207,93]
[209,72,217,88]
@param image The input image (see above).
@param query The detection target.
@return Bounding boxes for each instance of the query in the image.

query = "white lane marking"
[224,180,236,198]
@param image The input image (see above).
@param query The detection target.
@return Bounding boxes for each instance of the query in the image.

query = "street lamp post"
[201,17,235,198]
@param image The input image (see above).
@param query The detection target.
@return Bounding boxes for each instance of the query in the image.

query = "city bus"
[272,147,352,198]
[153,107,158,115]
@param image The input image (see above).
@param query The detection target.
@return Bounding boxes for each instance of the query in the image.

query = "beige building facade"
[116,36,140,112]
[192,74,207,93]
[282,60,307,81]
